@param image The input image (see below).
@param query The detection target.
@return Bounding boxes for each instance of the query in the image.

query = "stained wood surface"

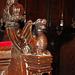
[0,0,74,27]
[60,37,75,75]
[0,47,12,75]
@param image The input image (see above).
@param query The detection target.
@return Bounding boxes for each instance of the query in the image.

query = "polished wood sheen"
[5,19,53,75]
[0,47,12,75]
[0,0,53,75]
[8,48,53,75]
[22,55,53,75]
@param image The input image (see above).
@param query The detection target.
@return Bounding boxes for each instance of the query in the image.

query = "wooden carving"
[2,0,26,23]
[1,0,53,75]
[19,19,50,55]
[6,19,51,56]
[5,18,53,75]
[2,0,51,56]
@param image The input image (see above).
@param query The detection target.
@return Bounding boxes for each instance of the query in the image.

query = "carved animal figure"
[19,19,47,55]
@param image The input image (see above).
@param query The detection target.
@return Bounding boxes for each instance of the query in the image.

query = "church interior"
[0,0,75,75]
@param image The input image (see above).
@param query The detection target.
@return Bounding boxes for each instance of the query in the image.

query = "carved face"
[39,24,46,29]
[7,0,18,4]
[35,19,47,30]
[9,2,24,21]
[10,3,24,16]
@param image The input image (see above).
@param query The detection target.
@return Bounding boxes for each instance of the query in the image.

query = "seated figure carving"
[0,0,53,75]
[1,0,51,56]
[19,19,51,56]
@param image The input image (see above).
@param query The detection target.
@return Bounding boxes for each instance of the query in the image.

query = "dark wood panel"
[63,0,73,27]
[26,0,47,21]
[0,0,6,19]
[0,0,74,27]
[60,37,75,75]
[26,0,74,27]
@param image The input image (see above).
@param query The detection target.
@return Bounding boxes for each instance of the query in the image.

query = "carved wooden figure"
[20,19,48,55]
[5,19,53,75]
[0,0,53,75]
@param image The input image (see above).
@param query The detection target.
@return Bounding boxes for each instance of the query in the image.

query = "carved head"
[9,2,24,21]
[35,19,47,30]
